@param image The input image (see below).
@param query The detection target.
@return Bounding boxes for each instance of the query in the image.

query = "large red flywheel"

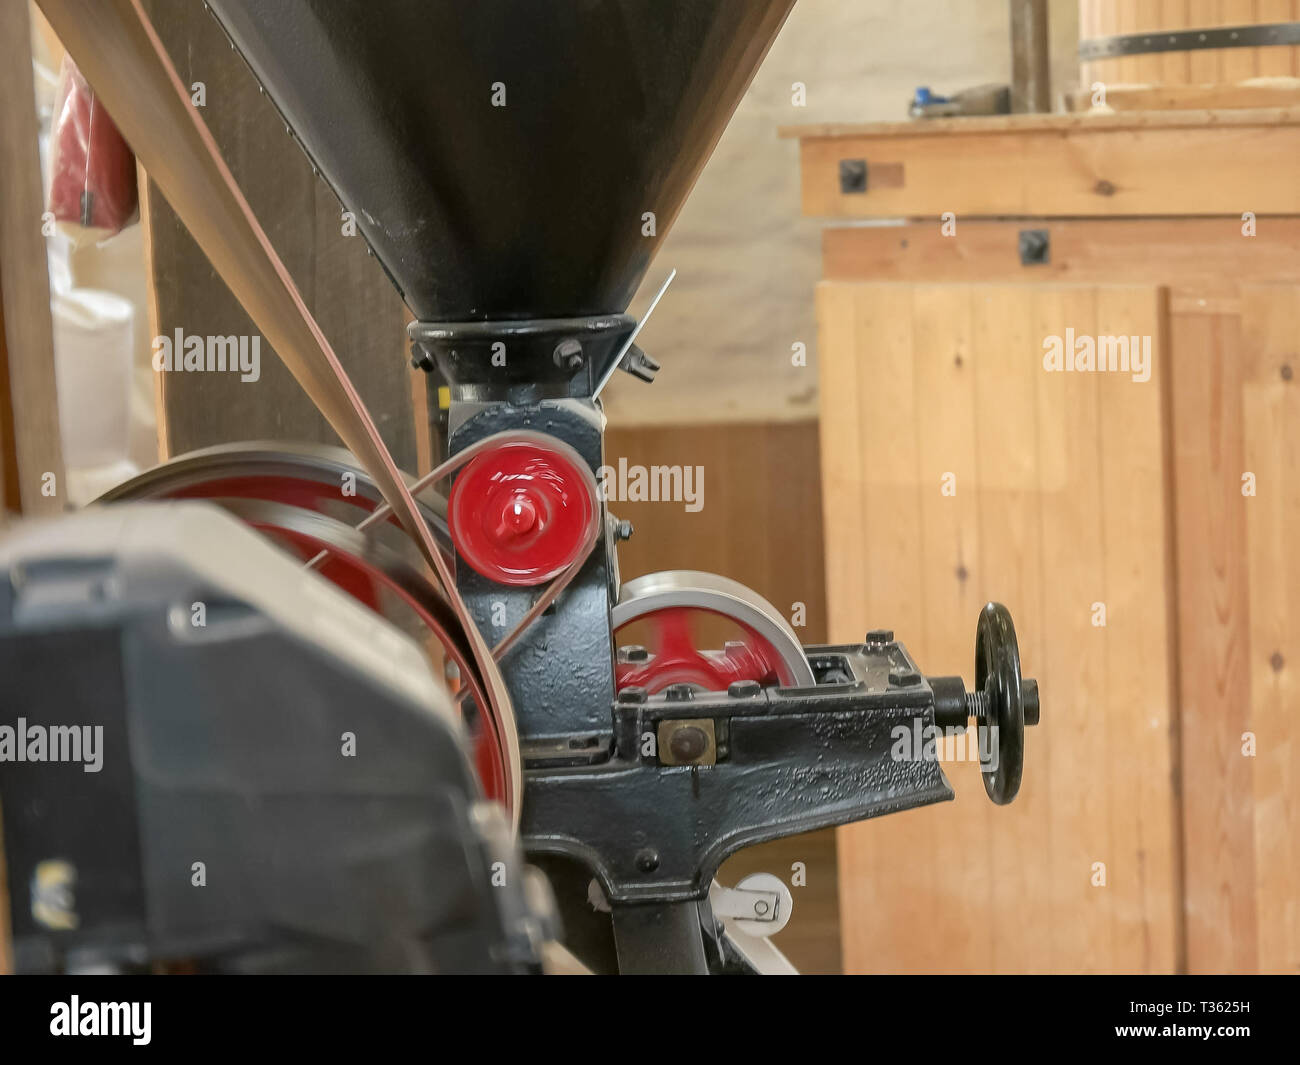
[99,441,525,815]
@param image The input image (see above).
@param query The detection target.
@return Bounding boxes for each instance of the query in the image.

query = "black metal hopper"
[206,0,793,327]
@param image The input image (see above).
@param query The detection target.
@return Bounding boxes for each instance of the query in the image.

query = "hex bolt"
[553,338,584,372]
[615,519,634,541]
[728,679,761,698]
[664,684,694,702]
[618,644,650,664]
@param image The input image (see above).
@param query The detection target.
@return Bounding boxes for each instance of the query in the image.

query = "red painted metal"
[261,523,510,807]
[614,606,801,694]
[448,439,595,586]
[132,470,510,808]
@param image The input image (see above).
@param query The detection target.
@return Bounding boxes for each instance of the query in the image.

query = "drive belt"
[34,0,524,826]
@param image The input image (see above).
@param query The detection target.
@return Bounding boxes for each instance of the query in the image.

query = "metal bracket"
[1079,22,1300,61]
[1019,228,1050,266]
[522,637,955,904]
[839,158,868,194]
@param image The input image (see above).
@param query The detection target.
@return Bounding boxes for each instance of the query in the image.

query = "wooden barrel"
[1079,1,1300,108]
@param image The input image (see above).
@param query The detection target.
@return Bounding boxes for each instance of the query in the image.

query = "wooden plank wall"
[1240,285,1300,974]
[605,420,840,973]
[1168,303,1259,972]
[819,281,1181,973]
[819,221,1297,973]
[138,0,415,467]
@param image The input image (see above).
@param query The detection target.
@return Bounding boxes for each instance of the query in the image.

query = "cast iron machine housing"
[5,0,1043,974]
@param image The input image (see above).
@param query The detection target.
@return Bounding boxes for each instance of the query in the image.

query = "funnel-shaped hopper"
[206,0,793,324]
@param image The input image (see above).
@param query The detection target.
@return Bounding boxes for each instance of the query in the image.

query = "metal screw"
[635,848,659,873]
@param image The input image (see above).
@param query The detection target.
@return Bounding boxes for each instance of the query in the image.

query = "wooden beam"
[784,109,1300,219]
[0,0,65,515]
[1009,0,1051,114]
[1169,308,1258,973]
[821,218,1300,300]
[1066,84,1300,112]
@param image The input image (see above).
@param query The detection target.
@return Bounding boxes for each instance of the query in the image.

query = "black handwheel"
[974,602,1039,805]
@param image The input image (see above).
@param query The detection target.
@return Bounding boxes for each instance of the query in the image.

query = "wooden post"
[1010,0,1051,113]
[0,0,66,516]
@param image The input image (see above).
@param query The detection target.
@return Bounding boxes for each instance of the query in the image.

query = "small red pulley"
[448,437,597,586]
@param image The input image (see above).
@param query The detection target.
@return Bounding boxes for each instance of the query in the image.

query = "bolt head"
[668,725,710,763]
[553,338,584,372]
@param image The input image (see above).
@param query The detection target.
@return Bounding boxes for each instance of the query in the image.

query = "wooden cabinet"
[791,111,1299,974]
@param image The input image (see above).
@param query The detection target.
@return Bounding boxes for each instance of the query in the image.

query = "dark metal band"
[1079,22,1300,61]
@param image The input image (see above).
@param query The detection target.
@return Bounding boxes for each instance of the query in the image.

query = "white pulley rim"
[731,872,795,937]
[611,569,815,688]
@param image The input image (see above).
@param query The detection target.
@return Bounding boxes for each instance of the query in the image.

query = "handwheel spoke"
[650,608,701,663]
[616,594,809,696]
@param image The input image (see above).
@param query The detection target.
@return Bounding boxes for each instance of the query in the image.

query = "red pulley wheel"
[448,438,597,586]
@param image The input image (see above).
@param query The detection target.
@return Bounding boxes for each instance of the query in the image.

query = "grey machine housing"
[0,503,547,973]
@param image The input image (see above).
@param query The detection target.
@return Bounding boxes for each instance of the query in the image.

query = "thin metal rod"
[592,268,676,399]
